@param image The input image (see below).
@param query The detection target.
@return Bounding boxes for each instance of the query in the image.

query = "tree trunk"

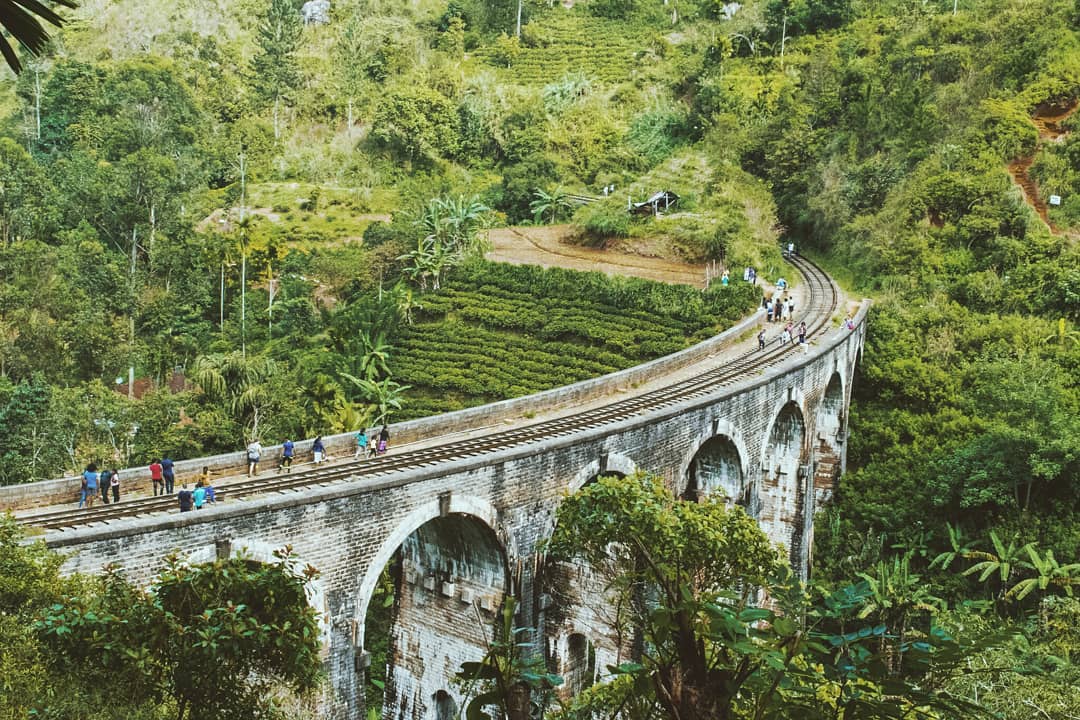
[33,64,41,141]
[220,262,226,337]
[148,202,157,266]
[347,97,354,138]
[506,681,530,720]
[267,261,274,340]
[129,226,138,399]
[241,249,247,357]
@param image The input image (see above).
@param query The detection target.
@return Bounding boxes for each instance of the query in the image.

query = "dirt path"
[487,225,707,287]
[1007,100,1077,234]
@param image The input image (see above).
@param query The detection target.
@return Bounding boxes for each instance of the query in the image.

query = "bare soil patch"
[1006,100,1078,235]
[487,225,706,287]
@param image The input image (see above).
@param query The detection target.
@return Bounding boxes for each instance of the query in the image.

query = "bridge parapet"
[3,294,767,512]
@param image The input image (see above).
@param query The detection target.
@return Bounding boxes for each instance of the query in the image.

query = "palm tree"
[391,281,421,326]
[0,0,75,74]
[356,328,392,382]
[401,195,489,291]
[192,352,277,440]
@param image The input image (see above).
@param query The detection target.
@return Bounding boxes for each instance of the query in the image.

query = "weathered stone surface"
[302,0,331,25]
[44,308,867,720]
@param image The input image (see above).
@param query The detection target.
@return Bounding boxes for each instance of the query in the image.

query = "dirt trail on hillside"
[1007,100,1077,233]
[487,225,707,287]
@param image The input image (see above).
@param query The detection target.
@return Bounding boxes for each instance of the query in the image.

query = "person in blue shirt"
[177,484,193,512]
[354,431,368,459]
[312,436,326,464]
[161,456,175,494]
[79,463,99,508]
[280,439,295,473]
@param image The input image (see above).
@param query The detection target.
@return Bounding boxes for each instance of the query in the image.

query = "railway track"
[21,255,840,532]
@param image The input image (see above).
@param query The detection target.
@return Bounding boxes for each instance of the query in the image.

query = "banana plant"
[962,530,1033,598]
[929,523,980,572]
[1007,546,1080,601]
[342,374,410,426]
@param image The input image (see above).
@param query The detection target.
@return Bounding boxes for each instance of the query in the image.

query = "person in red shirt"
[149,459,164,496]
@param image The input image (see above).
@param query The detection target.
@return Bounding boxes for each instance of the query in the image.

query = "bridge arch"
[678,419,750,504]
[354,494,507,647]
[759,394,810,576]
[355,496,511,720]
[812,377,846,472]
[569,452,637,493]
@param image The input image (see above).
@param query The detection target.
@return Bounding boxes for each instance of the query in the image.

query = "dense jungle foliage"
[0,0,1078,715]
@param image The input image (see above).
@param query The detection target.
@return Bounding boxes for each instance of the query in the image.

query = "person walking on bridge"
[149,459,163,496]
[99,468,112,505]
[79,463,98,508]
[354,430,369,459]
[161,456,175,494]
[280,438,295,473]
[377,425,390,455]
[109,468,121,503]
[312,436,326,464]
[246,439,262,476]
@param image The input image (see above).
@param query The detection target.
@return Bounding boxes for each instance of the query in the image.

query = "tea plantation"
[391,260,759,418]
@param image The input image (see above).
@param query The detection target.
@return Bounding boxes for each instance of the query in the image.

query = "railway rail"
[20,255,841,532]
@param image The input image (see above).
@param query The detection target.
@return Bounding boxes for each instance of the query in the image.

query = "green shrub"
[575,200,631,242]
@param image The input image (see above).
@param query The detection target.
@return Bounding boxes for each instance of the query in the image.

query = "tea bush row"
[390,261,759,417]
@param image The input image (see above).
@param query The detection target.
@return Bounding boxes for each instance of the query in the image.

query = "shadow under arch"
[759,396,810,578]
[680,419,750,506]
[568,452,637,494]
[354,495,506,647]
[541,456,637,700]
[804,371,847,574]
[355,497,510,720]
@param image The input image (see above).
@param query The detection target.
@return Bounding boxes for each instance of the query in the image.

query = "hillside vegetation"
[0,0,1078,715]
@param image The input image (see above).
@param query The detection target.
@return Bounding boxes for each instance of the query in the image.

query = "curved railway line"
[20,255,841,533]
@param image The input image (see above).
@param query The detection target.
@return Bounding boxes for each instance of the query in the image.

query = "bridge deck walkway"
[15,270,853,521]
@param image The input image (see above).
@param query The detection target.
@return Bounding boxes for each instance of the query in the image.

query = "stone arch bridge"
[30,260,866,720]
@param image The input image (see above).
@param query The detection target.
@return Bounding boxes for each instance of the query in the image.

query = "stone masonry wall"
[44,306,867,720]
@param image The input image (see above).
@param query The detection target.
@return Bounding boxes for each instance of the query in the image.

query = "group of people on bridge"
[76,424,393,513]
[246,425,392,477]
[78,464,121,508]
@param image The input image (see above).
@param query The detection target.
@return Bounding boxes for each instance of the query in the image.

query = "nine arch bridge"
[17,257,866,720]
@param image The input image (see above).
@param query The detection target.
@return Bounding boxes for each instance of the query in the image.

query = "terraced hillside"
[473,10,648,84]
[391,261,759,418]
